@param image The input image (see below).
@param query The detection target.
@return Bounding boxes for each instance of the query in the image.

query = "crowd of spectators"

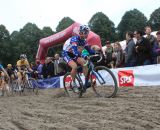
[102,26,160,68]
[36,53,68,79]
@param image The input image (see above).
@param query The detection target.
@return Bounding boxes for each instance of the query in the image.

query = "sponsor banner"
[36,64,160,88]
[36,76,60,89]
[118,70,134,87]
[112,64,160,87]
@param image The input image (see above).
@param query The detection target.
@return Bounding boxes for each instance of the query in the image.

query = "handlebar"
[83,53,103,66]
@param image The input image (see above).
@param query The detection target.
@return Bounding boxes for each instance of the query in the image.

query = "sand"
[0,86,160,130]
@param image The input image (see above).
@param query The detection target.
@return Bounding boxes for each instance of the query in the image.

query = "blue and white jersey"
[63,36,94,57]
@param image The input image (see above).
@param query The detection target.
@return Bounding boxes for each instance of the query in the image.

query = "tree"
[148,7,160,31]
[42,26,55,37]
[0,25,13,65]
[117,9,147,40]
[0,25,10,42]
[88,12,116,46]
[56,17,75,32]
[17,23,43,62]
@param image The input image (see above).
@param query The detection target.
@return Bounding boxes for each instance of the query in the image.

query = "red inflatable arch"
[36,22,102,62]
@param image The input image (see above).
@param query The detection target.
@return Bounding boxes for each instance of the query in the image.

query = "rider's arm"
[26,65,33,72]
[17,60,23,72]
[25,60,33,72]
[71,42,81,57]
[84,45,96,55]
[2,68,9,78]
[17,66,22,72]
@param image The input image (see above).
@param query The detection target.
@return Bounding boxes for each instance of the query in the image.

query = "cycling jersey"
[63,36,95,56]
[62,36,95,63]
[17,59,29,70]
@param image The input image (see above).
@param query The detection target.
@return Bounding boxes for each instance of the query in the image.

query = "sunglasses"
[79,31,89,35]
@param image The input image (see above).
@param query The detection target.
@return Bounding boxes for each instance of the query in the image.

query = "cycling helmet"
[20,54,27,59]
[79,25,90,34]
[7,64,12,67]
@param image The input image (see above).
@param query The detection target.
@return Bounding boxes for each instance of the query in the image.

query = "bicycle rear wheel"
[91,66,118,98]
[63,72,83,98]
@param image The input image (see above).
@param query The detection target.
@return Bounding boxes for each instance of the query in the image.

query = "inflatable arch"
[36,22,102,62]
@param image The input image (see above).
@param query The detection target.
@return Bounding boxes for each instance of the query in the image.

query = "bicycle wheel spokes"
[30,78,39,95]
[63,73,83,98]
[92,66,118,98]
[25,78,39,95]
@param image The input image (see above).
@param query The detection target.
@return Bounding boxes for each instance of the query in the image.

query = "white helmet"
[79,25,90,34]
[20,54,27,59]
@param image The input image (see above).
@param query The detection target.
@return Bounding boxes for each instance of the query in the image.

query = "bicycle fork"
[92,70,106,85]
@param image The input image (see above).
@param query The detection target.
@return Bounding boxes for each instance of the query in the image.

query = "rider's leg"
[67,60,79,92]
[68,60,77,82]
[17,72,23,90]
[0,72,6,96]
[77,57,91,89]
[77,57,88,77]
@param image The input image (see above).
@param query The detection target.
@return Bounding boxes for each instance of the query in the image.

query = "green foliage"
[0,25,10,42]
[0,25,13,66]
[56,17,75,32]
[48,44,63,57]
[148,7,160,31]
[88,12,116,46]
[117,9,147,40]
[17,23,43,62]
[42,26,54,37]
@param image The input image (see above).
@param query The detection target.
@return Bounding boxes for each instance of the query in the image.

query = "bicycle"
[63,54,118,98]
[0,76,10,97]
[20,71,39,95]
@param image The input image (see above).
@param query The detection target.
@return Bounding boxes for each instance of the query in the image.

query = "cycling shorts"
[62,51,77,64]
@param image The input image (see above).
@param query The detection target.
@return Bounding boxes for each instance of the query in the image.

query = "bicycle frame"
[77,59,105,91]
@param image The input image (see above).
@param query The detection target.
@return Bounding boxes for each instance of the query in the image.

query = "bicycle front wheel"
[91,66,118,98]
[23,78,39,95]
[63,72,83,98]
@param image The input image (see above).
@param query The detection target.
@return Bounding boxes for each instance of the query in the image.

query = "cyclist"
[16,54,33,91]
[0,64,10,96]
[6,64,17,81]
[62,25,95,92]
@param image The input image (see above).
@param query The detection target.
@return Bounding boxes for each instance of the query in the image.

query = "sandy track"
[0,87,160,130]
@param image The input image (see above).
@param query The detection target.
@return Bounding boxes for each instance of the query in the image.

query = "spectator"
[112,42,124,68]
[145,26,157,64]
[30,62,37,71]
[37,60,44,78]
[145,26,156,46]
[124,31,137,67]
[103,41,114,68]
[54,53,67,76]
[134,30,152,66]
[155,31,160,63]
[42,57,54,78]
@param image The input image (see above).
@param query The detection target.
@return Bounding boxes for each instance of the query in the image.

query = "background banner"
[36,76,60,89]
[111,64,160,87]
[35,64,160,89]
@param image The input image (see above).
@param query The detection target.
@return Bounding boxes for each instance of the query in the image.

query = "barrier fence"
[34,64,160,89]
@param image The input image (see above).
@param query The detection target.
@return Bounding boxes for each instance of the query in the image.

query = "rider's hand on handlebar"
[84,55,90,60]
